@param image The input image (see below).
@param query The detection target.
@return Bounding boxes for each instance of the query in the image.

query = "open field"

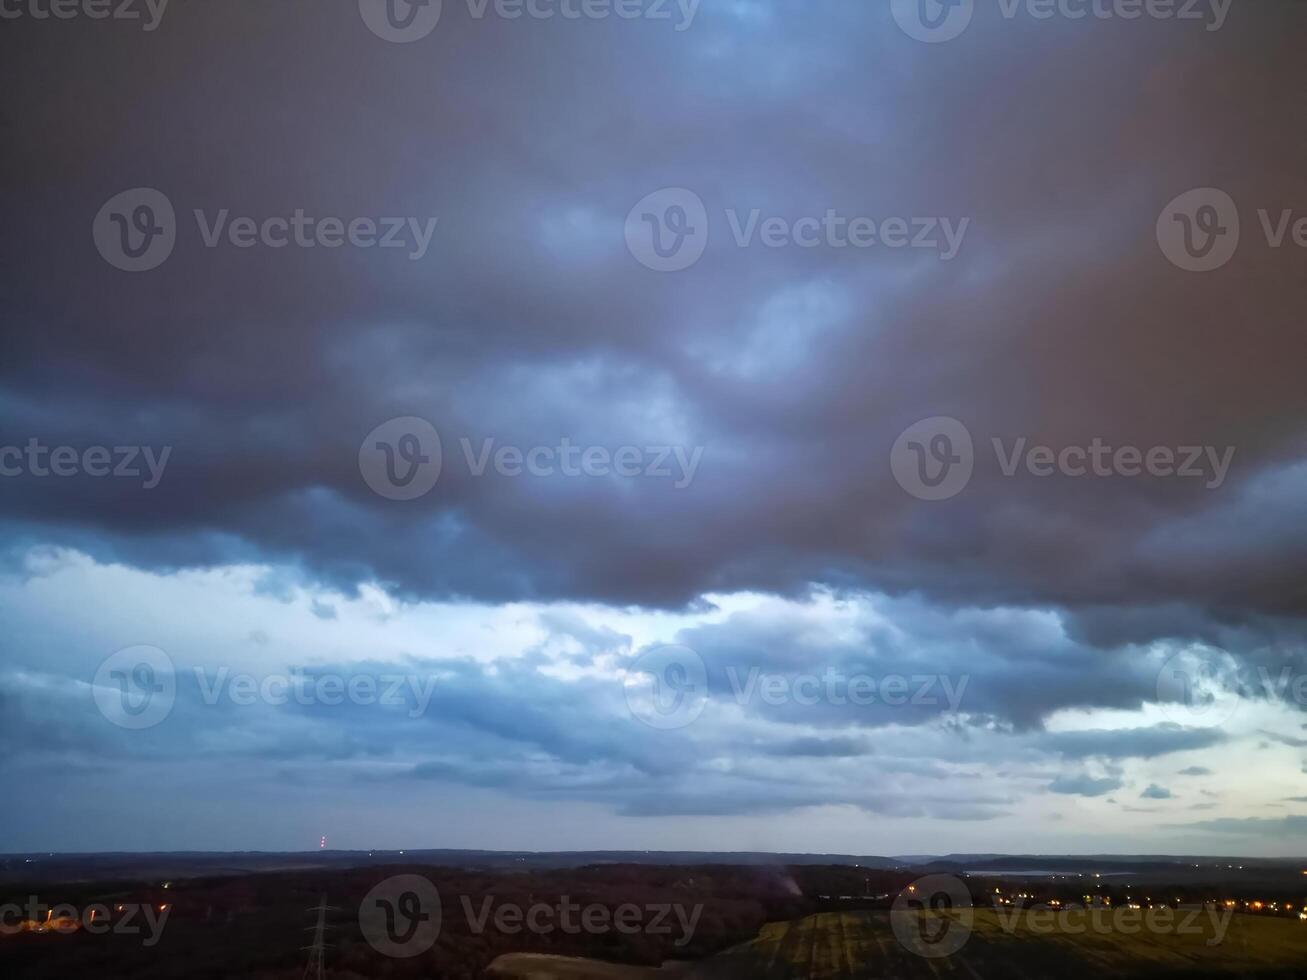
[487,953,693,978]
[692,909,1307,979]
[480,909,1307,979]
[968,907,1307,974]
[5,861,1305,978]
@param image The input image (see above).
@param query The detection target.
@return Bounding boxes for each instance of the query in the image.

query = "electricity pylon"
[302,894,339,980]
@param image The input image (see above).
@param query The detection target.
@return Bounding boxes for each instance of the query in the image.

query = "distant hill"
[0,849,901,885]
[4,849,1303,886]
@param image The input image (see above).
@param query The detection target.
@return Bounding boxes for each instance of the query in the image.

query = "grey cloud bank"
[2,0,1306,852]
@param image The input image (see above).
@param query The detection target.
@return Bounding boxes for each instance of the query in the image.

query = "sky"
[1,0,1306,856]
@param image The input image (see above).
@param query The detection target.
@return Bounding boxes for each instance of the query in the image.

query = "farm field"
[483,909,1307,979]
[968,906,1307,975]
[486,953,692,978]
[686,909,1307,979]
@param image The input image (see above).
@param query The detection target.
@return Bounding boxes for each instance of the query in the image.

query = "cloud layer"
[2,1,1306,851]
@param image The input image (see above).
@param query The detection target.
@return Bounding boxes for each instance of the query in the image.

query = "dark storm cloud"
[679,596,1161,731]
[4,1,1307,848]
[0,0,1305,643]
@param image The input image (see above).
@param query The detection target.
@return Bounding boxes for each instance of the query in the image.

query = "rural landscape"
[3,851,1306,978]
[5,1,1307,978]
